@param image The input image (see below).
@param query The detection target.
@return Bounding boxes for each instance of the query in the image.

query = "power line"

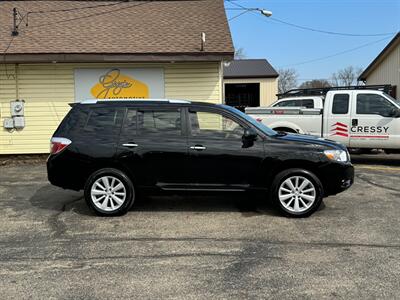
[225,0,397,37]
[278,36,393,68]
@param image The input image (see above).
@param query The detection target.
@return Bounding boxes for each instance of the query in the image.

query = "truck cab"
[246,85,400,152]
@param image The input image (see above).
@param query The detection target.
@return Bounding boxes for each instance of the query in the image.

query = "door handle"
[122,143,138,148]
[190,145,206,151]
[352,119,358,126]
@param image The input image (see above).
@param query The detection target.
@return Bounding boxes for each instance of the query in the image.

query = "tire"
[84,168,135,216]
[270,168,323,218]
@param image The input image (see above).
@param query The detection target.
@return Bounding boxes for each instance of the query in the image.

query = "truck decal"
[330,122,349,137]
[331,123,390,139]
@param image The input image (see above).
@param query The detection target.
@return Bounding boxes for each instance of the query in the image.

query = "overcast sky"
[225,0,400,82]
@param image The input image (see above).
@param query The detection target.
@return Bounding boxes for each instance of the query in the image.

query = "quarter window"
[85,107,124,134]
[189,110,245,139]
[356,94,396,116]
[332,94,349,114]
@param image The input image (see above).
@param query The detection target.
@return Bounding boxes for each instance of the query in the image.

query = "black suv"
[47,99,354,217]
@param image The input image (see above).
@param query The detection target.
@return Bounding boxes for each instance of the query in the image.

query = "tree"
[331,66,363,86]
[234,47,246,59]
[278,68,298,94]
[299,79,331,89]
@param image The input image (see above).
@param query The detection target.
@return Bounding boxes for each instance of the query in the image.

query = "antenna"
[11,8,28,36]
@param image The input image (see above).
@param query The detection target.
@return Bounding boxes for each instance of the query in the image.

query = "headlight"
[324,150,348,162]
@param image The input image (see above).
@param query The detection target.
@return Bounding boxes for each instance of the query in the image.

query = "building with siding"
[0,0,234,154]
[358,32,400,98]
[223,59,279,111]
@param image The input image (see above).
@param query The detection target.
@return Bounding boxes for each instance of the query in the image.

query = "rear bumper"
[318,162,354,196]
[47,153,85,191]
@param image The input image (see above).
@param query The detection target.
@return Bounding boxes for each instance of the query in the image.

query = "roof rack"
[80,99,191,104]
[277,84,393,99]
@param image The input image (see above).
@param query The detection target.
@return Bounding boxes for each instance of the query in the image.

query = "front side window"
[189,110,245,139]
[332,94,349,114]
[138,109,182,135]
[356,93,396,116]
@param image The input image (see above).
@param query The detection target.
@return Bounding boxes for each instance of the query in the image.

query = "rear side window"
[332,94,349,114]
[138,109,182,135]
[275,99,314,108]
[85,107,124,134]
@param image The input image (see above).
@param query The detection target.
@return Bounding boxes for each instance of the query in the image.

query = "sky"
[225,0,400,83]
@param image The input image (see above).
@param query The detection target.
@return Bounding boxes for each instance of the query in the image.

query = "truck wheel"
[84,168,135,216]
[270,168,323,218]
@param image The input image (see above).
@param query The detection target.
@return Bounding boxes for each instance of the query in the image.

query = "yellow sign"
[91,68,149,99]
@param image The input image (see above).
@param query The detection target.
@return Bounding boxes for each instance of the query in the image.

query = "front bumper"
[318,162,354,196]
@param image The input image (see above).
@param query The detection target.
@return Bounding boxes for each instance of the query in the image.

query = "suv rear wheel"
[270,168,323,217]
[84,168,135,216]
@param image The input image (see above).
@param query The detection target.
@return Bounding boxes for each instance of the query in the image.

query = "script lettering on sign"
[91,68,149,99]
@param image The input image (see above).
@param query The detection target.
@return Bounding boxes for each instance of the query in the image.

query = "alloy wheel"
[91,176,127,212]
[278,176,316,213]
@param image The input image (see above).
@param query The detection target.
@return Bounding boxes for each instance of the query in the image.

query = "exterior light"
[260,9,272,17]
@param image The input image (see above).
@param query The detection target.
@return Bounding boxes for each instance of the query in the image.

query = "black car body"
[47,99,354,217]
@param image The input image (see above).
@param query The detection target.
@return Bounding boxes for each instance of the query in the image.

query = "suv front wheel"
[84,168,135,216]
[270,168,323,218]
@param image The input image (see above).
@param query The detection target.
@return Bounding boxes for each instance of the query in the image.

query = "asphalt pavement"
[0,154,400,299]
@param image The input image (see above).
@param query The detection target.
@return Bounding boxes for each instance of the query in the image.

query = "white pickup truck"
[246,86,400,152]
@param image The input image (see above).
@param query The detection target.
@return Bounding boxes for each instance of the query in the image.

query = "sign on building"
[74,68,165,102]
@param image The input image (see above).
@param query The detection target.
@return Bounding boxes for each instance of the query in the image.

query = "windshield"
[220,105,277,136]
[384,93,400,107]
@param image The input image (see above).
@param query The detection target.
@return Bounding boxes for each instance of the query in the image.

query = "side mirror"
[243,128,258,141]
[383,108,400,118]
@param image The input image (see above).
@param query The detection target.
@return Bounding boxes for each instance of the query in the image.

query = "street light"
[227,8,273,21]
[260,9,273,17]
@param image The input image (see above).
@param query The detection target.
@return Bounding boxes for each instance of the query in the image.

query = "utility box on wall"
[2,100,25,130]
[10,100,25,117]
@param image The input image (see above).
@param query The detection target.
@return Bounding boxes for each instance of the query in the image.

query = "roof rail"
[277,85,393,99]
[80,99,191,104]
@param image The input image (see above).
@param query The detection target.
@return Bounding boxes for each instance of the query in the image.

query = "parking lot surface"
[1,154,400,299]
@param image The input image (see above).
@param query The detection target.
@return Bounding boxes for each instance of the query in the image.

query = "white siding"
[365,43,400,89]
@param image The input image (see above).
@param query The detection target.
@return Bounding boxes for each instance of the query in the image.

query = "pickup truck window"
[189,110,244,139]
[332,94,349,114]
[275,99,314,108]
[356,94,396,116]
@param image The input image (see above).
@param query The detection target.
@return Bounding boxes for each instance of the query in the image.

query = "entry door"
[350,92,400,148]
[325,93,351,145]
[185,107,265,190]
[117,107,189,187]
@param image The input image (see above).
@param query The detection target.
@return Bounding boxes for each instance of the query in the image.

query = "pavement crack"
[356,174,400,192]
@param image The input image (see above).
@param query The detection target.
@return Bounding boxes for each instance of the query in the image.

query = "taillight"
[256,118,263,122]
[50,137,71,155]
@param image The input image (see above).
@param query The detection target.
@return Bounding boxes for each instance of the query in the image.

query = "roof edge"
[224,75,279,79]
[0,52,234,64]
[358,32,400,81]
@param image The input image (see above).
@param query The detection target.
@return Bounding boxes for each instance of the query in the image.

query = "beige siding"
[223,78,278,106]
[0,62,222,154]
[365,44,400,89]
